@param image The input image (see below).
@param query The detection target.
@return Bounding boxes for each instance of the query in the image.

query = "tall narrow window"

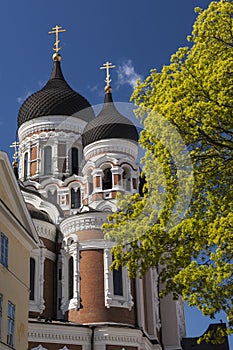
[24,152,28,180]
[44,146,52,175]
[0,232,8,268]
[0,294,3,340]
[123,166,131,191]
[48,189,57,205]
[7,301,15,347]
[58,143,66,174]
[113,264,123,296]
[87,170,93,195]
[71,147,79,175]
[30,258,35,301]
[68,257,74,300]
[103,168,112,190]
[71,188,81,209]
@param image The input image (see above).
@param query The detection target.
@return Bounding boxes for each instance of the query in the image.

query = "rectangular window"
[112,255,123,297]
[0,294,3,340]
[0,232,8,267]
[7,301,15,347]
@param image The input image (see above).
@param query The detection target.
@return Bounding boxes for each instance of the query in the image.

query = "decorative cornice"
[60,212,109,236]
[18,116,87,142]
[33,219,56,242]
[28,323,156,347]
[28,324,90,344]
[79,239,114,250]
[84,139,138,162]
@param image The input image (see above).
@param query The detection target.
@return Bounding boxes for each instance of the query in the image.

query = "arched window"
[113,264,123,296]
[30,258,35,301]
[68,256,74,300]
[24,152,28,180]
[102,167,112,190]
[44,146,52,175]
[71,147,79,175]
[48,188,57,205]
[87,170,93,195]
[71,188,81,209]
[122,166,131,191]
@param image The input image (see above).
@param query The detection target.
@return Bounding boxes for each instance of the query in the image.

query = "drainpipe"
[90,325,96,350]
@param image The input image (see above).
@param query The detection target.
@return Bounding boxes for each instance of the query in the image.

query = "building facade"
[7,31,186,350]
[0,151,38,350]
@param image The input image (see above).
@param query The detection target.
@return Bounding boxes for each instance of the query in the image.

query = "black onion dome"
[18,60,94,127]
[82,92,138,147]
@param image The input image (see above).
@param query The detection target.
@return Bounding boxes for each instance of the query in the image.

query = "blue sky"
[0,0,231,348]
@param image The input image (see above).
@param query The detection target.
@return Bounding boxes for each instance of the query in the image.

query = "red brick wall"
[114,174,121,185]
[42,258,55,319]
[30,145,37,176]
[95,176,101,188]
[75,229,104,241]
[40,237,56,252]
[68,249,136,325]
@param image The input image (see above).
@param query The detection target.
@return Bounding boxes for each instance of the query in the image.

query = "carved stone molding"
[60,212,109,236]
[84,138,138,161]
[33,219,56,242]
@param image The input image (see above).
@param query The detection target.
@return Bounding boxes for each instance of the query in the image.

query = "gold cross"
[10,141,19,163]
[100,61,116,86]
[48,25,66,54]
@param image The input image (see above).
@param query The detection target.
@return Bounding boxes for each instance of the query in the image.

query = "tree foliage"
[103,0,233,338]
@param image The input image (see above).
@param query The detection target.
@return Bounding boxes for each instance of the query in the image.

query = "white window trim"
[31,345,48,350]
[104,248,134,310]
[70,185,82,210]
[61,236,80,313]
[29,248,45,314]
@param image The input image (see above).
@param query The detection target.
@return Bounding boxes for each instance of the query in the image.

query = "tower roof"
[17,60,94,128]
[82,90,138,148]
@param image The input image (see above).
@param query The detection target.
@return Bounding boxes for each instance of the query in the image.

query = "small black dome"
[18,60,94,127]
[82,92,138,147]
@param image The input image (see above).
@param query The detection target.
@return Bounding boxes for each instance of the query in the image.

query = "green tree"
[103,0,233,339]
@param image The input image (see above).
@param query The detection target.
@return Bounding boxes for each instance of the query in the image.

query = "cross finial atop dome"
[48,24,66,61]
[10,140,19,164]
[100,61,116,93]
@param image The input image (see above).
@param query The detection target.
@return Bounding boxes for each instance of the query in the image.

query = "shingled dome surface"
[18,60,94,127]
[82,92,138,147]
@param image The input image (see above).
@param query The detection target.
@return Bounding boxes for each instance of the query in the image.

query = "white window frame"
[104,248,134,310]
[0,232,8,268]
[29,248,45,314]
[60,236,80,313]
[43,145,52,175]
[70,186,81,210]
[7,301,15,348]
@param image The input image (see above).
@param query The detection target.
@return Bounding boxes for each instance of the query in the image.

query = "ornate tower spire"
[100,61,116,93]
[48,24,66,62]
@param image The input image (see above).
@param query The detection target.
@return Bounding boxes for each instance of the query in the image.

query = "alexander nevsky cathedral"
[3,24,222,350]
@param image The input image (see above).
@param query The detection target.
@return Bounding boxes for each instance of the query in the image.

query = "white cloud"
[38,80,46,88]
[16,91,32,104]
[88,84,98,92]
[116,59,142,90]
[87,84,104,98]
[16,81,45,104]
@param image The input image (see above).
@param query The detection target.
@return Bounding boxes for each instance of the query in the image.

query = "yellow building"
[0,151,38,350]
